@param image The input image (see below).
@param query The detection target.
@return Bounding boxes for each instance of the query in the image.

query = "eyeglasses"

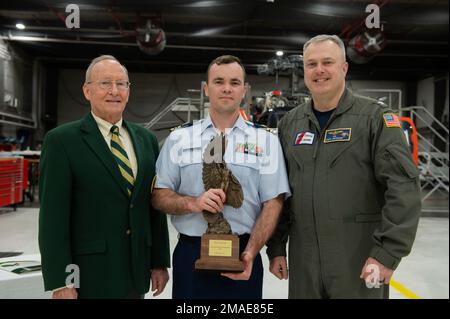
[86,80,131,90]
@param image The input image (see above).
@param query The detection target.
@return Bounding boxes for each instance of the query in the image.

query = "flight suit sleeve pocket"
[73,239,106,255]
[355,213,381,223]
[386,144,419,179]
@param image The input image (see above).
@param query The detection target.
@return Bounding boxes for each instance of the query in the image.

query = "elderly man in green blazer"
[38,55,170,299]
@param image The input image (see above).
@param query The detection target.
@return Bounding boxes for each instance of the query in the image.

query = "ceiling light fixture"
[276,50,284,57]
[15,23,25,30]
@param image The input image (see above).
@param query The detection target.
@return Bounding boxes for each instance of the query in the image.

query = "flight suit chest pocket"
[328,134,366,168]
[289,142,307,162]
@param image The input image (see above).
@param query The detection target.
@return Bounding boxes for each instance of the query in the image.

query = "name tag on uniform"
[294,131,315,145]
[324,128,352,143]
[235,142,263,156]
[383,113,402,128]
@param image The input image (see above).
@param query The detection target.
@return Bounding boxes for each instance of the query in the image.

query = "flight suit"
[267,88,421,298]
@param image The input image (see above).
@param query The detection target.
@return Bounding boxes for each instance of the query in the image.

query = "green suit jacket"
[38,113,170,298]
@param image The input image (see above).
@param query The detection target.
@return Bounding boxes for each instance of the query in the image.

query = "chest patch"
[324,128,352,143]
[294,131,315,145]
[383,113,402,128]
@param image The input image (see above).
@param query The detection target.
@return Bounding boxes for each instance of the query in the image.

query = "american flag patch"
[383,113,401,128]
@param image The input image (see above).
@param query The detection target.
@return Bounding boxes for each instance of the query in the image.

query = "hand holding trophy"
[195,133,245,272]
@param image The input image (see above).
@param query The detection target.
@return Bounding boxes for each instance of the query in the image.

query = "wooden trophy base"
[195,233,244,272]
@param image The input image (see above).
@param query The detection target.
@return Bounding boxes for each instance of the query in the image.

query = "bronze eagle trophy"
[195,133,245,272]
[202,133,244,233]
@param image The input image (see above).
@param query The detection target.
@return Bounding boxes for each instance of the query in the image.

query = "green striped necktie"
[110,125,134,196]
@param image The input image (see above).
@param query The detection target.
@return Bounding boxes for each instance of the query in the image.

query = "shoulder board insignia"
[245,120,266,129]
[245,121,277,133]
[170,121,193,132]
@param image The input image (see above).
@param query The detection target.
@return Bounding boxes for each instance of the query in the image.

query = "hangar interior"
[0,0,448,299]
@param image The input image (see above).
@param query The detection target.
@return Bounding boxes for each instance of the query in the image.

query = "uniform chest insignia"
[235,142,263,156]
[294,131,315,145]
[324,128,352,143]
[383,113,402,128]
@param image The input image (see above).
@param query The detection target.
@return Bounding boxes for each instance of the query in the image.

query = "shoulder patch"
[383,113,402,128]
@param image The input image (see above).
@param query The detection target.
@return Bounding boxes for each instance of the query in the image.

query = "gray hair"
[85,55,129,82]
[303,35,346,61]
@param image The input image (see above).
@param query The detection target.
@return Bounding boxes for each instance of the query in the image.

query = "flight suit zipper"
[309,115,326,296]
[310,110,340,297]
[313,131,324,159]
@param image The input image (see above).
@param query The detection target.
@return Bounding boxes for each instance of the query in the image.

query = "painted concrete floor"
[0,205,447,299]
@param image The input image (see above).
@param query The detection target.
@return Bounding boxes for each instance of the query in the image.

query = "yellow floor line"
[390,279,421,299]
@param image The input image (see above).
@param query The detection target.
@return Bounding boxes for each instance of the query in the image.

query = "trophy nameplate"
[195,234,244,272]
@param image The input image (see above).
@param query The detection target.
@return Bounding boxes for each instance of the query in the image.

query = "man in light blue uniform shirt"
[152,55,290,299]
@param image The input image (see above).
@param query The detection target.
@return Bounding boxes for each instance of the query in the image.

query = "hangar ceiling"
[0,0,448,80]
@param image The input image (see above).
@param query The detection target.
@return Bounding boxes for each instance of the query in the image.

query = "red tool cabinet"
[0,157,26,208]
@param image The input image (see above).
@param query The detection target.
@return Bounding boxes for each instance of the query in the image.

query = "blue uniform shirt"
[155,115,291,236]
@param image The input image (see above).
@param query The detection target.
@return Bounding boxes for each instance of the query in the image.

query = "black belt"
[179,233,250,243]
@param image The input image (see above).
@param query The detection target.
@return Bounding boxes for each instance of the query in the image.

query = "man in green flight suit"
[267,35,421,298]
[39,55,170,298]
